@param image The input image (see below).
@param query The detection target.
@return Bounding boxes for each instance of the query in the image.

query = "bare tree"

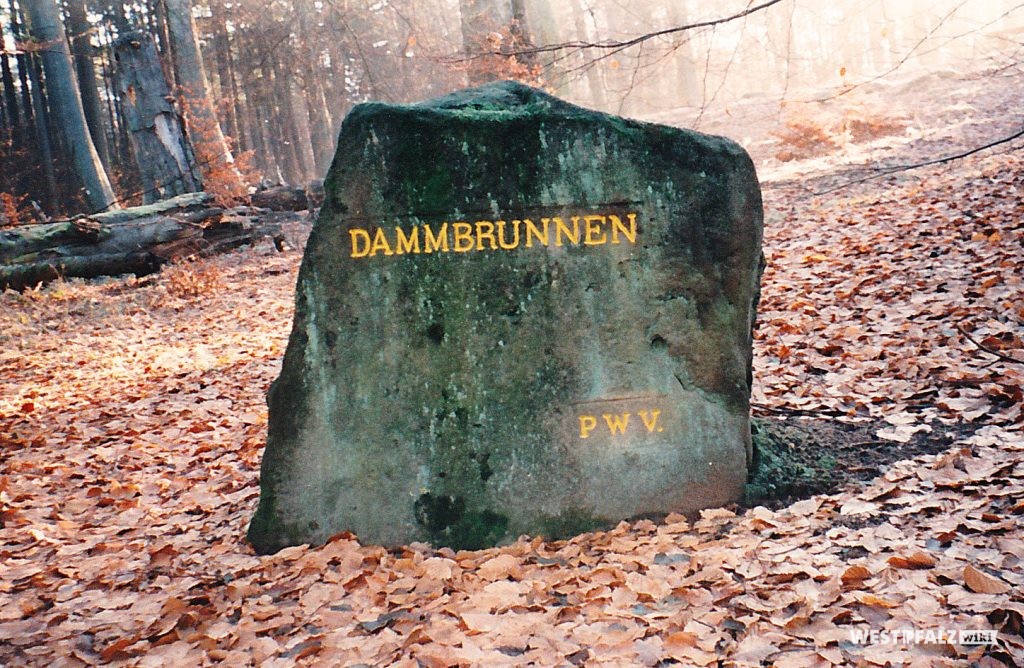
[113,31,201,202]
[23,0,117,211]
[65,0,111,168]
[163,0,243,192]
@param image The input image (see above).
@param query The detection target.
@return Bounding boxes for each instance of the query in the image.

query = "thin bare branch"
[812,126,1024,196]
[453,0,787,61]
[958,324,1024,365]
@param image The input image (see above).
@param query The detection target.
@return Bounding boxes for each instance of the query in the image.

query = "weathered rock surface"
[248,81,763,553]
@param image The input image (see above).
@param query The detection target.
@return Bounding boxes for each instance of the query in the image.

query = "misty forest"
[1,0,1023,665]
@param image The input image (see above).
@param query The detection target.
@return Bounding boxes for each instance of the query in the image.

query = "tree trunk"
[509,0,535,63]
[296,4,333,174]
[65,0,111,168]
[96,23,132,171]
[151,0,174,84]
[209,0,239,145]
[286,75,316,182]
[250,82,277,181]
[231,79,252,156]
[244,70,273,180]
[306,79,334,174]
[9,0,46,205]
[569,0,607,110]
[1,33,26,196]
[9,3,34,126]
[23,0,118,212]
[163,0,243,192]
[1,37,19,131]
[113,31,201,203]
[460,0,515,85]
[26,50,58,210]
[267,65,303,185]
[0,192,287,290]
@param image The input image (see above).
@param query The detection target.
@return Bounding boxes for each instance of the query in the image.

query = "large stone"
[248,81,763,553]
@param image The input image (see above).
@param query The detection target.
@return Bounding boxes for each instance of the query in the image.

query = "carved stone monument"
[248,81,763,553]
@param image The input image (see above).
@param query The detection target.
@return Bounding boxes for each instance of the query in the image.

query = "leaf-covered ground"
[1,70,1023,666]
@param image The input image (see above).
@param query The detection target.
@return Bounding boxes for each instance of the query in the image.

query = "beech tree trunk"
[163,0,242,189]
[113,32,201,203]
[296,4,334,174]
[26,48,58,210]
[65,0,111,168]
[209,1,240,146]
[1,37,19,131]
[1,33,27,199]
[267,65,303,185]
[23,0,118,212]
[285,73,316,182]
[569,0,608,110]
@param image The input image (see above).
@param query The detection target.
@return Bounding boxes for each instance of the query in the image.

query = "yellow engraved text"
[452,222,474,252]
[423,222,449,254]
[577,406,665,438]
[578,415,597,439]
[347,211,639,258]
[395,226,420,255]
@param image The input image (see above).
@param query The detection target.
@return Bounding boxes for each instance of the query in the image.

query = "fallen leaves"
[4,391,1018,665]
[475,553,522,582]
[2,82,1024,666]
[839,499,879,516]
[753,145,1024,429]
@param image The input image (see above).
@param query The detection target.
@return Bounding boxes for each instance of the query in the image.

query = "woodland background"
[1,0,1023,219]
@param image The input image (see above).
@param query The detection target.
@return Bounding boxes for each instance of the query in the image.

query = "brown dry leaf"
[887,551,936,569]
[464,579,531,611]
[662,640,718,666]
[855,592,901,608]
[841,564,873,587]
[787,498,823,516]
[963,564,1012,594]
[663,631,698,650]
[839,499,879,516]
[476,553,522,582]
[732,634,779,663]
[420,557,456,581]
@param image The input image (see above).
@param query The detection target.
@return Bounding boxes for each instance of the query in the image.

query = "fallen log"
[0,192,287,291]
[251,185,308,211]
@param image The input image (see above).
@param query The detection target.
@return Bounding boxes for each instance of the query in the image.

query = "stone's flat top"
[415,80,576,115]
[349,80,747,162]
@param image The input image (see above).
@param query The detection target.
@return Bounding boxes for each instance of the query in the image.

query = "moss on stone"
[413,492,510,550]
[744,418,838,505]
[539,509,612,541]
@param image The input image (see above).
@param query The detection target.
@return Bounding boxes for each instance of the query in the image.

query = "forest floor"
[1,66,1023,666]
